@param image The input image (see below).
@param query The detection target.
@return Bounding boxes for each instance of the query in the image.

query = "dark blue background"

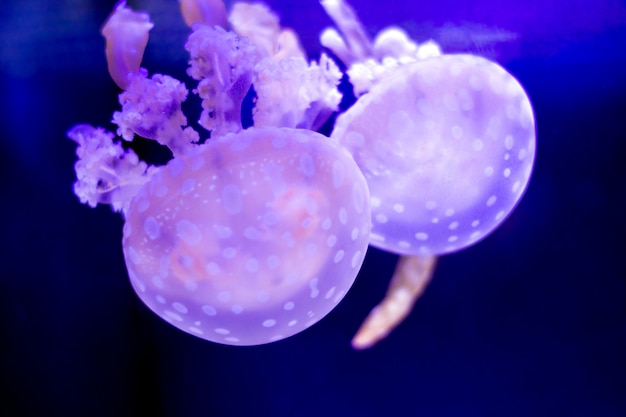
[1,0,625,416]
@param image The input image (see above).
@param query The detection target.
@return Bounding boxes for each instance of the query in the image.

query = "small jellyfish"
[123,127,370,345]
[332,54,536,256]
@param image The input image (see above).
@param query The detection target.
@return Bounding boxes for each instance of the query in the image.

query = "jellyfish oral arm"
[228,4,342,131]
[180,0,228,28]
[320,0,442,96]
[112,72,200,158]
[184,25,256,137]
[101,2,153,90]
[352,255,437,350]
[67,125,156,213]
[320,0,372,62]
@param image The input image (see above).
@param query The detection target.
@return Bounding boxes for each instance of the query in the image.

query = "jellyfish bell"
[332,54,536,256]
[122,126,371,345]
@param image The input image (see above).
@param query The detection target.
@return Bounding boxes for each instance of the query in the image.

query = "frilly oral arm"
[352,255,438,350]
[320,0,372,63]
[111,71,200,158]
[229,3,306,60]
[67,125,157,214]
[320,0,442,96]
[102,1,153,90]
[227,3,341,130]
[179,0,228,29]
[184,25,257,137]
[252,53,342,131]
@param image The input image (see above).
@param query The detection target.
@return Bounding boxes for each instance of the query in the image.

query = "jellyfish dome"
[121,126,371,345]
[332,54,536,256]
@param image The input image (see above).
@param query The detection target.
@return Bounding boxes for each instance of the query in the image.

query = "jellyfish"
[69,1,369,346]
[332,55,536,256]
[68,0,536,348]
[123,126,370,345]
[319,0,536,348]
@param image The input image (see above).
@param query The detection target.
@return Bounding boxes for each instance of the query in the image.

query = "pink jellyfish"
[332,54,536,256]
[320,0,535,348]
[69,0,536,349]
[69,1,370,345]
[123,126,370,345]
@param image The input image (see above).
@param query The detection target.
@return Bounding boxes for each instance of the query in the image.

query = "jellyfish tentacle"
[320,0,442,96]
[67,124,156,213]
[185,25,257,137]
[180,0,228,29]
[112,70,200,157]
[252,54,342,130]
[229,3,306,61]
[228,3,341,131]
[352,255,437,350]
[102,3,200,157]
[101,1,153,90]
[320,0,372,63]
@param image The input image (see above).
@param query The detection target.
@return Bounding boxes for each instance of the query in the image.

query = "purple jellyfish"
[69,1,370,346]
[319,0,535,348]
[122,126,370,345]
[332,54,536,256]
[68,0,536,348]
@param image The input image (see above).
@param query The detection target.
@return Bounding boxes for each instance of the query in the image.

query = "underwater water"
[1,0,625,416]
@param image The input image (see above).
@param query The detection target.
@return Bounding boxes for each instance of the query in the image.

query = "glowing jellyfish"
[332,54,536,255]
[68,0,537,349]
[123,127,370,345]
[319,0,536,348]
[69,1,369,346]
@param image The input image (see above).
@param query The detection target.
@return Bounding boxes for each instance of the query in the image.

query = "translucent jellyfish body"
[332,54,536,255]
[122,127,371,345]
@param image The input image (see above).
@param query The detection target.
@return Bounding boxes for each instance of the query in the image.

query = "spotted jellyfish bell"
[332,54,536,256]
[122,126,371,346]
